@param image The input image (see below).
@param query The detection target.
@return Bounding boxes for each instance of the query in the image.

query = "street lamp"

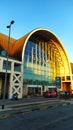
[2,20,15,109]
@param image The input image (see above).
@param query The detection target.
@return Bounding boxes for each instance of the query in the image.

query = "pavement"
[61,98,73,104]
[0,97,60,117]
[0,96,73,116]
[0,97,59,109]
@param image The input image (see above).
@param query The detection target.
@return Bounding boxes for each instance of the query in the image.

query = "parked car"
[59,90,70,99]
[44,91,57,98]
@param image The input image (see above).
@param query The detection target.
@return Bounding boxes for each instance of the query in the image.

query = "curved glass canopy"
[23,29,71,86]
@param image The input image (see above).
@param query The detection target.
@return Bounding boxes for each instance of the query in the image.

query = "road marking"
[62,103,68,106]
[40,107,48,111]
[0,102,70,119]
[10,100,59,109]
[0,114,10,119]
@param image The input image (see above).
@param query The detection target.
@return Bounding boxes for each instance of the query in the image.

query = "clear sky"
[0,0,73,62]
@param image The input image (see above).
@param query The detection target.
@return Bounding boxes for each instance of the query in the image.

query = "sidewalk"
[0,97,72,119]
[0,97,59,111]
[0,97,73,113]
[61,98,73,104]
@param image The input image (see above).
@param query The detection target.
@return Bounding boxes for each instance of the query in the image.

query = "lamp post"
[2,20,15,109]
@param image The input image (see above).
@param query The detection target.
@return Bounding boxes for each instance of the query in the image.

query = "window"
[3,60,11,70]
[14,63,21,72]
[62,76,65,81]
[66,76,70,80]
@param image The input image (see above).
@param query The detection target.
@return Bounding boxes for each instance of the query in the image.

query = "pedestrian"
[11,93,18,100]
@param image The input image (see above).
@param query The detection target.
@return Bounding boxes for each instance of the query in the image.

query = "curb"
[0,99,59,110]
[0,100,70,119]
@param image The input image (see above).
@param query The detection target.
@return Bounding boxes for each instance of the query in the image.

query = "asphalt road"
[0,100,73,130]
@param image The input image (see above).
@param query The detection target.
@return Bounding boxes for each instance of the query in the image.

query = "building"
[0,28,73,99]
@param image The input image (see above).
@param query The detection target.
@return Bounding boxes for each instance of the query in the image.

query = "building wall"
[22,28,72,95]
[0,28,72,98]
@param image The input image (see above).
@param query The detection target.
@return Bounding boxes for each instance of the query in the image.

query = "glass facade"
[23,39,57,86]
[0,29,72,98]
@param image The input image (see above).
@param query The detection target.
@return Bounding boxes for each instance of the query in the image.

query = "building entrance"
[28,85,42,96]
[66,82,71,93]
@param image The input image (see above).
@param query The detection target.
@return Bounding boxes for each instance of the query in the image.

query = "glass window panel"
[23,40,53,85]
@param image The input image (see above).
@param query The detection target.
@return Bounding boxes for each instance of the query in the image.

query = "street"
[0,99,73,130]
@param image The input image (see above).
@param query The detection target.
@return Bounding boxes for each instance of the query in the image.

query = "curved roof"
[0,33,15,53]
[0,32,30,56]
[0,28,71,75]
[0,28,69,59]
[22,28,71,76]
[22,28,69,60]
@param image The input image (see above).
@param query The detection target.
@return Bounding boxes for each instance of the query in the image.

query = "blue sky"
[0,0,73,62]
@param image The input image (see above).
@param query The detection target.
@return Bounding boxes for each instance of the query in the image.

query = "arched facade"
[0,28,72,98]
[21,28,72,96]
